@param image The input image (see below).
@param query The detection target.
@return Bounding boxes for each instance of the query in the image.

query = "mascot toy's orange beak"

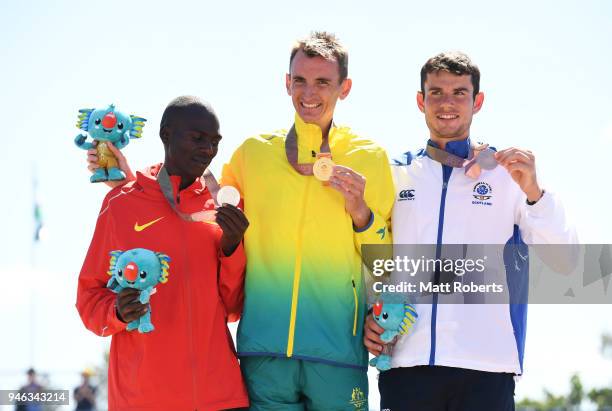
[124,262,139,282]
[102,112,117,128]
[373,301,383,317]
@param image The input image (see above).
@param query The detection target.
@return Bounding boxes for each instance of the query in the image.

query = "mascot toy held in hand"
[74,104,146,183]
[106,248,170,333]
[369,294,418,371]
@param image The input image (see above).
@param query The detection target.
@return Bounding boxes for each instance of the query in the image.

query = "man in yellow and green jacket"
[222,32,394,410]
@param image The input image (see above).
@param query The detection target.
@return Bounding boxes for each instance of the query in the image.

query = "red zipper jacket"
[76,164,248,411]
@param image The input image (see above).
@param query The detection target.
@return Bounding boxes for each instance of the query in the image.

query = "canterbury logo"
[134,217,164,232]
[398,189,415,201]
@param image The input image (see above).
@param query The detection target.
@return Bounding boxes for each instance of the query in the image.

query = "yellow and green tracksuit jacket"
[222,114,394,369]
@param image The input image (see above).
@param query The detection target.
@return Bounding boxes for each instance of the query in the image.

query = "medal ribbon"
[425,141,496,178]
[157,165,221,222]
[285,124,331,176]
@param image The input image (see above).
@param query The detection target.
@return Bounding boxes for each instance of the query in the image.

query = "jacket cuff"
[353,211,390,247]
[219,240,246,265]
[525,190,554,216]
[106,300,127,336]
[353,210,374,233]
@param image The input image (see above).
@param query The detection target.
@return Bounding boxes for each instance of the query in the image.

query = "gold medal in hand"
[313,154,335,182]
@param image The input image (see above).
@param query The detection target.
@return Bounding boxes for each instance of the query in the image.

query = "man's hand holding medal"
[495,147,543,203]
[328,165,370,229]
[310,153,370,229]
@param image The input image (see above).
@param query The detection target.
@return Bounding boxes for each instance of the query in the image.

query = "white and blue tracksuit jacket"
[390,138,576,374]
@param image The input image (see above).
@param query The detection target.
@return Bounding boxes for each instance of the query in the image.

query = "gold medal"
[313,155,335,181]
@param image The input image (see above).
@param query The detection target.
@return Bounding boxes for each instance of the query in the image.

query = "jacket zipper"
[286,177,313,357]
[429,166,452,366]
[179,194,198,408]
[351,279,358,336]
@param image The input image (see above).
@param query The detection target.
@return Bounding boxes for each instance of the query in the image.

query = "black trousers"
[379,366,515,411]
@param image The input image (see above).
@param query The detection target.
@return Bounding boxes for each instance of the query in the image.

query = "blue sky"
[1,0,611,409]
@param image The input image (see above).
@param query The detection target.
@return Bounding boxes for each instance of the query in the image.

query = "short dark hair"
[420,51,480,98]
[289,31,349,83]
[160,95,217,129]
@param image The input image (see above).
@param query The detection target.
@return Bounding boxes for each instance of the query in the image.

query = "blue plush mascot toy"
[369,293,418,371]
[106,248,170,333]
[74,104,146,183]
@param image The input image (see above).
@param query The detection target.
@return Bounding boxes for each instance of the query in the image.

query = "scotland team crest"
[473,182,493,201]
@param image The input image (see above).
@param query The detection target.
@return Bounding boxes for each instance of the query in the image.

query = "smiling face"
[286,50,351,134]
[417,70,484,146]
[88,106,132,142]
[161,107,221,184]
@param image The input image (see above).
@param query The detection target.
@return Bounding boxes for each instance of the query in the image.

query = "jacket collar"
[293,113,347,162]
[426,137,471,160]
[134,163,207,197]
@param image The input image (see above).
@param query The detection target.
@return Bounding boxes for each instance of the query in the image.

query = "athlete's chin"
[433,127,469,141]
[298,110,322,123]
[192,158,211,170]
[184,164,208,181]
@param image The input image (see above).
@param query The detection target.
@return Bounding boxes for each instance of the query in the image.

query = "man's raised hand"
[216,204,249,256]
[87,141,135,188]
[329,165,371,229]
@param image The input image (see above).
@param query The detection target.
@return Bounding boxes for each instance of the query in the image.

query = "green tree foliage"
[517,374,612,411]
[517,334,612,410]
[517,389,568,411]
[568,374,584,408]
[588,388,612,411]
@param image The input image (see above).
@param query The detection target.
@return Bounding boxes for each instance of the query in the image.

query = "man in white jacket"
[363,51,576,410]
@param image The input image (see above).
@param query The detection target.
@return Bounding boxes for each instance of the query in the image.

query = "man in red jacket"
[76,96,250,411]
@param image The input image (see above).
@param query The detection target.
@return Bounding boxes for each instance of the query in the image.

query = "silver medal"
[476,148,498,170]
[216,185,241,206]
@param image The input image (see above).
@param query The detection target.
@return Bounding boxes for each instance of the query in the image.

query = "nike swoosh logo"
[134,217,164,232]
